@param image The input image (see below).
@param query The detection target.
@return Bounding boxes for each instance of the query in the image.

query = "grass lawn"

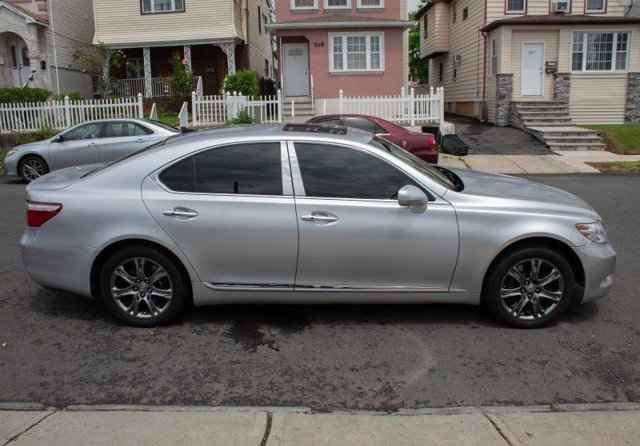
[581,124,640,155]
[155,113,179,128]
[587,161,640,173]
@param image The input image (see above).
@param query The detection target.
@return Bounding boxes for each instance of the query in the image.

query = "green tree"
[223,70,259,97]
[168,52,194,109]
[409,0,429,83]
[72,43,123,97]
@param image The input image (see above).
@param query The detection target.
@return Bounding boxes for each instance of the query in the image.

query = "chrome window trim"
[289,140,439,202]
[204,282,448,293]
[153,141,293,198]
[281,141,294,196]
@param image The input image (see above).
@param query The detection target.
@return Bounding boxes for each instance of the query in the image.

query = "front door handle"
[163,207,199,218]
[301,212,338,224]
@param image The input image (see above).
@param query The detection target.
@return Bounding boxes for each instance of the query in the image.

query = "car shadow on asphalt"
[29,286,600,335]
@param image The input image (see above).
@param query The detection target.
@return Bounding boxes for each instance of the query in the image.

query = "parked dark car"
[307,114,438,163]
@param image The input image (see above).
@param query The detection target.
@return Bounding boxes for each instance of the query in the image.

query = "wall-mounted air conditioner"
[552,0,570,13]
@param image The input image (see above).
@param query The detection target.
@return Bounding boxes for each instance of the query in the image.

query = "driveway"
[448,115,551,155]
[0,175,639,410]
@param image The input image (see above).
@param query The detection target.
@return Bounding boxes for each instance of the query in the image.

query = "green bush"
[0,87,51,104]
[15,128,58,145]
[229,110,254,125]
[169,52,194,109]
[223,70,259,97]
[51,92,84,101]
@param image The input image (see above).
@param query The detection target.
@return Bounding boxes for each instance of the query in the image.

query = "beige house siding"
[93,0,240,46]
[48,0,94,71]
[420,2,449,58]
[245,0,275,78]
[570,73,627,123]
[510,30,558,101]
[487,0,627,23]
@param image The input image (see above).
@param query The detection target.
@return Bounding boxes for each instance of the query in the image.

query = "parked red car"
[307,114,438,163]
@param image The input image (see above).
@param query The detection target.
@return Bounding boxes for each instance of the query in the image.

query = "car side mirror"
[397,185,428,211]
[53,135,65,143]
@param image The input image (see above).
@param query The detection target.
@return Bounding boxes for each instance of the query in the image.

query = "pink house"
[268,0,412,111]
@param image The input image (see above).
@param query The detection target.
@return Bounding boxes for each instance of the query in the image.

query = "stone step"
[524,120,573,127]
[548,142,607,151]
[542,135,604,144]
[531,129,601,138]
[518,111,571,117]
[513,101,565,106]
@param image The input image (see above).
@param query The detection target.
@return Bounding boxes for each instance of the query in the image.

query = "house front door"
[521,43,544,96]
[283,43,309,97]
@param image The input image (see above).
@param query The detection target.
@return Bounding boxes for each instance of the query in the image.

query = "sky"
[408,0,420,12]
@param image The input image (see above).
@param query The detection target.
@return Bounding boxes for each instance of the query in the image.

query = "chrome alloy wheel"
[110,257,173,319]
[21,158,47,182]
[500,258,565,321]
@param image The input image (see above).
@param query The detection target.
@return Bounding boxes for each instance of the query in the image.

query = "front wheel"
[99,246,189,327]
[19,155,49,183]
[485,247,577,328]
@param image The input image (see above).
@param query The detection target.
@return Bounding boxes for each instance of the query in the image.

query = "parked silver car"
[4,119,179,182]
[20,124,615,328]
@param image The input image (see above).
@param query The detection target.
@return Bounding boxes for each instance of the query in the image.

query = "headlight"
[576,221,609,244]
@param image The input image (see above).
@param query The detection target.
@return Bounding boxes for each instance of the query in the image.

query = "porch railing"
[110,76,202,98]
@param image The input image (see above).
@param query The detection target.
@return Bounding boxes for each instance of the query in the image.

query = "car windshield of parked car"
[371,137,461,191]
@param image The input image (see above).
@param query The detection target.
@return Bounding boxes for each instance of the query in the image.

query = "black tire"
[19,155,49,183]
[484,246,577,329]
[99,245,189,327]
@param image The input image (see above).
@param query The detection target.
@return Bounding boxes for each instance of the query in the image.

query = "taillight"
[426,134,435,147]
[27,201,62,228]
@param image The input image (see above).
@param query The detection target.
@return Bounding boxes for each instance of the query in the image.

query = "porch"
[106,40,248,98]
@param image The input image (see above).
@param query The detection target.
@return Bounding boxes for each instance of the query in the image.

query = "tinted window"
[343,117,385,134]
[316,119,343,127]
[103,122,152,137]
[160,143,282,195]
[64,123,103,141]
[295,143,416,200]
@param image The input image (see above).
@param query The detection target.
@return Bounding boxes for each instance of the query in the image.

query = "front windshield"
[370,136,459,191]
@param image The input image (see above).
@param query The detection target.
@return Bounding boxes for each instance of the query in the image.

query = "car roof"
[159,124,375,148]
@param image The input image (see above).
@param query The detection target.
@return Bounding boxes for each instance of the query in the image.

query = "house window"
[258,6,262,34]
[463,7,468,20]
[21,47,30,67]
[325,0,351,9]
[10,46,18,68]
[265,59,270,78]
[506,0,525,14]
[585,0,606,13]
[357,0,383,8]
[423,15,428,39]
[126,58,144,79]
[291,0,317,9]
[329,33,384,72]
[491,39,498,74]
[572,31,630,72]
[141,0,185,14]
[438,62,444,83]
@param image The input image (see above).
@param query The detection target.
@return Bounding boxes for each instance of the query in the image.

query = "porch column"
[183,45,192,72]
[219,42,236,75]
[143,47,152,98]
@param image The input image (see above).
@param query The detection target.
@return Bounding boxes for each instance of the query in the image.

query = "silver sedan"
[20,124,616,328]
[4,119,179,182]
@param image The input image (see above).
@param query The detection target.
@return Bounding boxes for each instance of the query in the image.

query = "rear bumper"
[576,242,616,303]
[20,229,94,298]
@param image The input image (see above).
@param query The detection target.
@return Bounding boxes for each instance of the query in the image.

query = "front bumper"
[576,241,616,303]
[3,154,18,176]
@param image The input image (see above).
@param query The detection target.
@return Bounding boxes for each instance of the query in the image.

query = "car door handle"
[301,213,338,223]
[163,207,199,218]
[135,138,145,143]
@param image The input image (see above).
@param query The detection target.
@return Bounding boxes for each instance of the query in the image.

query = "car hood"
[447,168,599,218]
[27,163,104,191]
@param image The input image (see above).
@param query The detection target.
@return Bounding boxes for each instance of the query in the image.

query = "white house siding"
[487,0,626,22]
[93,0,239,46]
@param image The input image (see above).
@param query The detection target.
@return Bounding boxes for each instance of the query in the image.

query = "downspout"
[49,0,61,94]
[480,0,488,121]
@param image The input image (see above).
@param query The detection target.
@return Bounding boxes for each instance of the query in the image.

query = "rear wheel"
[485,247,576,328]
[99,246,189,327]
[19,155,49,183]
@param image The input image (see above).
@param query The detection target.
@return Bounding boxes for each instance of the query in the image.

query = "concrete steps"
[513,101,605,151]
[282,97,315,119]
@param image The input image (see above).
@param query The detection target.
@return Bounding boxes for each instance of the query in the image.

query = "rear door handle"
[163,207,199,218]
[301,213,338,224]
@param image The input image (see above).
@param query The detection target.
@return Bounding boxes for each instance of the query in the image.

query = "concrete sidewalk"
[2,403,639,445]
[439,151,640,175]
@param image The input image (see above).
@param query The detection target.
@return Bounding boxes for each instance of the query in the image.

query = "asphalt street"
[0,174,639,410]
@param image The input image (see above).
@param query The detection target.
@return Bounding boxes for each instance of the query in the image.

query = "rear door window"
[160,143,283,195]
[103,122,152,137]
[342,117,385,134]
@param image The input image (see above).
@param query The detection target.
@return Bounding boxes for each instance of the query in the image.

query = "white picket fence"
[192,91,282,127]
[336,87,445,127]
[0,94,144,134]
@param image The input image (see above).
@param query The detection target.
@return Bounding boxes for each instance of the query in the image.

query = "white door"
[521,43,544,96]
[283,43,309,97]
